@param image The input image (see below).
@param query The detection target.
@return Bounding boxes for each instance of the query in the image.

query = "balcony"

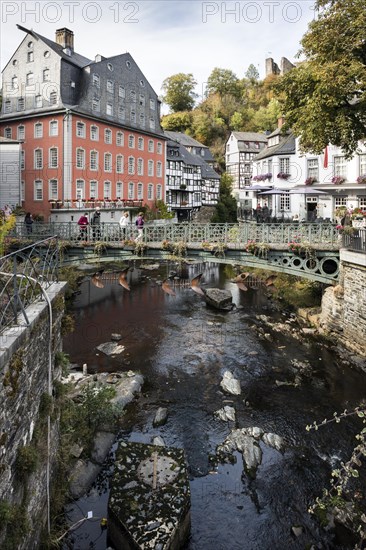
[49,199,143,210]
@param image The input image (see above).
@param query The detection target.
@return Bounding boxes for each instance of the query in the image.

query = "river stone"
[91,431,115,464]
[69,459,101,499]
[204,288,233,311]
[220,371,241,395]
[152,436,166,447]
[153,407,168,427]
[262,432,284,451]
[96,341,125,356]
[244,426,263,439]
[241,436,262,475]
[215,406,236,422]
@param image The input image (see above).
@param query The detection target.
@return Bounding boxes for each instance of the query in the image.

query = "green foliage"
[245,63,260,83]
[60,383,120,449]
[144,200,174,221]
[55,351,70,376]
[161,111,193,132]
[61,313,75,336]
[0,501,29,549]
[161,73,197,112]
[211,173,237,223]
[274,274,324,309]
[206,67,241,98]
[276,0,366,157]
[15,445,38,480]
[0,213,16,256]
[3,350,24,398]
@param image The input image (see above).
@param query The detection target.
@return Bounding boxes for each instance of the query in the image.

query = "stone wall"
[319,251,366,356]
[0,282,66,549]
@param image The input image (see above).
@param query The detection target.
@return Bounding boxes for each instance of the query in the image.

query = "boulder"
[152,436,166,447]
[69,459,101,499]
[91,431,116,464]
[153,407,168,427]
[204,288,233,311]
[96,341,125,356]
[262,432,284,451]
[220,371,241,395]
[215,406,236,422]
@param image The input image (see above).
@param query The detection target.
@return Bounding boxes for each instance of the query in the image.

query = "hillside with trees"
[161,66,282,171]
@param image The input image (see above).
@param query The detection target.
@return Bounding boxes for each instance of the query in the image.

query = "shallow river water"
[63,261,365,550]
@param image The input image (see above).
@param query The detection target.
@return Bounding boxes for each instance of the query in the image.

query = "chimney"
[277,116,285,129]
[55,28,74,51]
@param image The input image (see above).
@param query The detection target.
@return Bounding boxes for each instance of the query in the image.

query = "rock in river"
[220,371,241,395]
[204,288,233,311]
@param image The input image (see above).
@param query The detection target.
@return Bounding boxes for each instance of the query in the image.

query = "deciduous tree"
[276,0,366,157]
[161,73,197,113]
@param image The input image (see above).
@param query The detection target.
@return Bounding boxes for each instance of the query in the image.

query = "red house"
[0,26,166,219]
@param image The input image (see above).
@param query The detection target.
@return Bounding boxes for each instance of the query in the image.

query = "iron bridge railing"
[0,237,59,334]
[10,221,340,248]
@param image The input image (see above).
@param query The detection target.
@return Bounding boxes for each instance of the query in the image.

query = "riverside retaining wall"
[319,250,366,356]
[0,282,66,549]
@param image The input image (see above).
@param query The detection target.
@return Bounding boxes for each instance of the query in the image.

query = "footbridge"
[6,221,344,283]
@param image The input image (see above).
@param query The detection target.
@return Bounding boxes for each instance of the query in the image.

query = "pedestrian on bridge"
[119,212,130,240]
[24,212,33,234]
[135,212,144,242]
[77,213,89,241]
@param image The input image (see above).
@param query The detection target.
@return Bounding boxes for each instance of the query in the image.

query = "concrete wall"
[319,251,366,355]
[0,282,66,549]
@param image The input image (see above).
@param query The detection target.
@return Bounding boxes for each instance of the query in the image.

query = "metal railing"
[9,221,340,247]
[0,237,59,333]
[342,228,366,253]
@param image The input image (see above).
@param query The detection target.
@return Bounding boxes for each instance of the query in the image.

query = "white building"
[225,131,268,208]
[0,136,22,209]
[249,123,366,222]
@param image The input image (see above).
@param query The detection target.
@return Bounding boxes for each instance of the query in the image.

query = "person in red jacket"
[77,213,89,241]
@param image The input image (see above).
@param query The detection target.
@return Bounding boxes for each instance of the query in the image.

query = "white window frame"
[116,154,124,173]
[128,156,135,175]
[34,148,43,169]
[128,135,135,148]
[93,73,100,87]
[4,127,12,139]
[157,142,162,154]
[90,180,98,199]
[106,103,113,116]
[76,121,86,138]
[90,125,99,141]
[43,69,50,82]
[128,182,134,199]
[76,148,85,169]
[148,139,154,153]
[334,156,347,177]
[104,153,112,172]
[90,150,98,171]
[49,179,58,200]
[118,85,125,98]
[148,160,154,177]
[157,161,162,178]
[138,137,144,150]
[307,158,319,180]
[21,150,25,170]
[76,179,85,200]
[116,131,124,146]
[279,157,290,174]
[148,183,153,200]
[105,128,112,144]
[116,181,123,199]
[156,184,162,200]
[360,154,366,175]
[104,181,111,199]
[35,95,42,108]
[34,179,43,200]
[137,182,143,199]
[34,122,43,138]
[49,120,58,136]
[49,147,58,168]
[137,158,144,176]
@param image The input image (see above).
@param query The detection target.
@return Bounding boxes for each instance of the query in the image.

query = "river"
[62,261,365,550]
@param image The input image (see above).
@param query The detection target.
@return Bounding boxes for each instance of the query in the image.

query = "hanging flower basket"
[304,177,317,186]
[356,174,366,184]
[253,173,272,182]
[331,176,346,185]
[277,172,290,180]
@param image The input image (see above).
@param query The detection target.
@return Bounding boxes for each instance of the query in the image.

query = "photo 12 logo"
[202,1,310,24]
[2,2,140,24]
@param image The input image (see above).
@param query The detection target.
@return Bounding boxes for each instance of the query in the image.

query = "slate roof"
[231,131,268,142]
[254,132,296,161]
[164,131,214,162]
[17,25,92,68]
[166,138,219,180]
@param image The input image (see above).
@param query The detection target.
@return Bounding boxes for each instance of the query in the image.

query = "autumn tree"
[206,68,241,98]
[276,0,366,157]
[161,73,197,113]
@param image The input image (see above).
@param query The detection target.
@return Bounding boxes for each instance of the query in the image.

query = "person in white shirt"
[119,212,130,240]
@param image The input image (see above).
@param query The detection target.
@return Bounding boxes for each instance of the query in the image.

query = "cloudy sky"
[1,0,315,108]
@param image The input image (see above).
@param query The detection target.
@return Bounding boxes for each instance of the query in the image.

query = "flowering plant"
[253,173,272,182]
[357,174,366,184]
[332,175,345,184]
[336,225,357,235]
[288,240,315,259]
[245,240,270,258]
[277,172,290,180]
[201,241,212,250]
[305,177,317,185]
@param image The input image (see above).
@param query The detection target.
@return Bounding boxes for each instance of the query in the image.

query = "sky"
[1,0,316,110]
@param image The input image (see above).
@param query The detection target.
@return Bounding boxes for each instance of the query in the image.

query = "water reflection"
[63,261,365,550]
